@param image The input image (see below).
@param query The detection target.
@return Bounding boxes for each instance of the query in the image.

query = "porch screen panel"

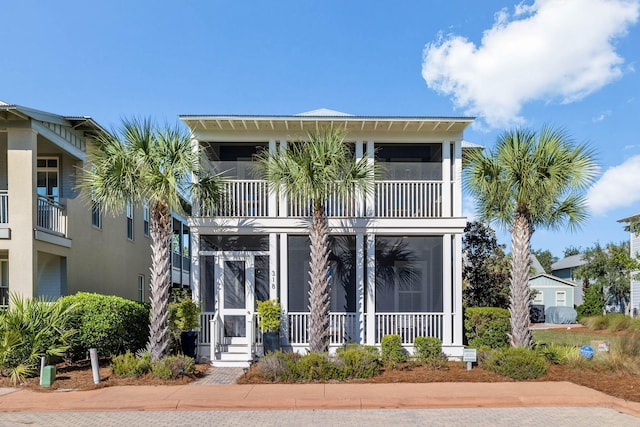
[200,234,269,251]
[255,255,270,303]
[224,261,245,309]
[375,236,443,312]
[375,144,442,180]
[200,256,215,312]
[287,235,356,312]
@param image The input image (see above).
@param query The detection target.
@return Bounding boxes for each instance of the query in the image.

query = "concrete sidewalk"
[0,382,638,417]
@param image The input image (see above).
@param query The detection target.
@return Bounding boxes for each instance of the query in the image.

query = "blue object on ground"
[545,306,577,324]
[580,345,594,359]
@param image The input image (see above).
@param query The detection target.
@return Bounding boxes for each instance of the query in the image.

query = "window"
[143,200,150,236]
[532,289,544,305]
[126,201,134,240]
[555,291,566,306]
[37,157,59,201]
[91,201,101,228]
[0,259,8,309]
[138,275,145,302]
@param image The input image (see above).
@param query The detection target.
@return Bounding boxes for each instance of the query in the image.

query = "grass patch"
[532,329,624,348]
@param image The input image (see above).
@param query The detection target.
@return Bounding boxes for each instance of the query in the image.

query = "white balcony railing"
[215,180,268,217]
[209,179,446,218]
[375,312,443,345]
[287,312,359,345]
[0,191,7,224]
[375,181,442,218]
[37,196,66,236]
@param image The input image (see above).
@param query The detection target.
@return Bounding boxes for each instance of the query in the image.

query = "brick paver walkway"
[193,367,244,384]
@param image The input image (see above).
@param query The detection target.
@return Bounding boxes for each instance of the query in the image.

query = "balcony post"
[441,142,451,217]
[268,139,277,217]
[365,233,376,345]
[442,234,453,346]
[355,233,365,344]
[452,140,463,217]
[278,140,287,217]
[365,141,374,217]
[453,233,464,346]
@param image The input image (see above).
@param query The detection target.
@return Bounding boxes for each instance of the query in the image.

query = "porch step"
[211,344,253,368]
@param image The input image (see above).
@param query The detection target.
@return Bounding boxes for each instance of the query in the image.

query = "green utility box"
[41,365,56,387]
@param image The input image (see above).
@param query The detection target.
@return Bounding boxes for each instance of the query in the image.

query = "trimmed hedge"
[60,292,150,360]
[381,334,407,367]
[464,307,511,349]
[413,336,442,362]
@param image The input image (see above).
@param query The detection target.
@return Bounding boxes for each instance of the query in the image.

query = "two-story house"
[0,102,191,306]
[619,213,640,316]
[180,109,475,366]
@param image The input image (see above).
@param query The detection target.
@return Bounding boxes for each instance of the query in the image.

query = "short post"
[89,348,100,384]
[463,348,477,371]
[39,356,46,386]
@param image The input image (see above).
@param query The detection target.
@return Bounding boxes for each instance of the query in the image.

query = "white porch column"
[441,142,452,217]
[442,234,453,346]
[279,233,289,345]
[355,233,365,344]
[365,233,376,345]
[269,233,278,300]
[190,228,200,302]
[452,141,463,217]
[366,141,375,217]
[355,140,364,217]
[453,233,464,346]
[268,139,277,217]
[278,140,287,217]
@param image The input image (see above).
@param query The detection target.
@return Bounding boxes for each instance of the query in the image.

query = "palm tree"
[464,126,596,348]
[257,128,374,352]
[79,118,223,361]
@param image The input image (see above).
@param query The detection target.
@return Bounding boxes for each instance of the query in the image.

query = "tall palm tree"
[257,128,374,352]
[79,118,223,361]
[464,126,596,348]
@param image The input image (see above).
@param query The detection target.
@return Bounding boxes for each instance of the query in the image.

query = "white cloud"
[592,110,612,122]
[422,0,639,128]
[588,155,640,215]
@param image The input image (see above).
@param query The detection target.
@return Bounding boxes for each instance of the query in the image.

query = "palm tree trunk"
[509,210,533,348]
[149,201,172,361]
[308,207,330,353]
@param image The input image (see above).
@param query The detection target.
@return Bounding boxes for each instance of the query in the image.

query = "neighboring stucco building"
[0,102,189,305]
[619,213,640,317]
[181,109,475,366]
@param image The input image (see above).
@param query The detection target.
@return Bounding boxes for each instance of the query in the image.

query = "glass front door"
[216,254,255,345]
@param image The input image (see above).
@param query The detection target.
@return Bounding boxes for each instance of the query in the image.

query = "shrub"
[257,351,300,382]
[381,334,406,367]
[464,307,510,349]
[60,292,150,360]
[335,346,381,378]
[111,351,151,377]
[414,337,442,361]
[150,354,196,380]
[482,347,548,380]
[576,285,605,319]
[0,295,75,384]
[296,352,337,381]
[535,343,580,365]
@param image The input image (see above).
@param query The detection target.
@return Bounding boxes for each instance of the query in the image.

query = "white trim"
[555,290,567,306]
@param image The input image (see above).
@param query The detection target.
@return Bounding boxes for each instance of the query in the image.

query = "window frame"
[126,200,134,240]
[555,290,567,306]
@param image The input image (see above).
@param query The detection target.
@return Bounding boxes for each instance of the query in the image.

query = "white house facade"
[181,109,474,366]
[619,214,640,316]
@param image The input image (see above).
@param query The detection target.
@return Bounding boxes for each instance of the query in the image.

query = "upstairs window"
[91,201,102,228]
[143,200,150,237]
[37,157,59,201]
[126,201,134,240]
[375,144,442,180]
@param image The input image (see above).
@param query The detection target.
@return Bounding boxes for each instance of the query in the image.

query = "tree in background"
[575,242,640,315]
[465,126,596,348]
[462,221,510,308]
[563,245,582,257]
[532,249,557,273]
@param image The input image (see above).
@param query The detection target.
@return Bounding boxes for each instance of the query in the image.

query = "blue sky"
[3,0,639,259]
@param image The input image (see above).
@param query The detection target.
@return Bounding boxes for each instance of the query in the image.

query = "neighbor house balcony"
[209,179,447,219]
[0,191,7,225]
[36,195,67,236]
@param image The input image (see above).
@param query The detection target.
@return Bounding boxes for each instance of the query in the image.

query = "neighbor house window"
[91,200,101,228]
[37,157,59,201]
[0,260,8,309]
[138,274,145,302]
[533,290,544,305]
[126,201,134,240]
[555,291,566,306]
[143,200,150,236]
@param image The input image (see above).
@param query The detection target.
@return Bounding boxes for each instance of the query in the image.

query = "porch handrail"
[215,179,268,217]
[287,312,359,345]
[374,180,442,218]
[210,310,223,354]
[0,190,7,224]
[375,312,444,344]
[37,195,66,235]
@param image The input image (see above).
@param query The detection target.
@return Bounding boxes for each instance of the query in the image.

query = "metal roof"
[0,103,107,135]
[551,254,586,271]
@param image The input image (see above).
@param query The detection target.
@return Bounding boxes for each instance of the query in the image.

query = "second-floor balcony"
[0,191,7,224]
[208,179,448,219]
[37,195,67,236]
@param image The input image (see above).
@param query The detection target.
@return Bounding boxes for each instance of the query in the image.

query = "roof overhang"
[179,113,475,138]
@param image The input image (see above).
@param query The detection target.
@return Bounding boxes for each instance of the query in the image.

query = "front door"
[216,254,254,345]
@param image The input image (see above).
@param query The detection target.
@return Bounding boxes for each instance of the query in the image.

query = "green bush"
[414,336,442,363]
[335,346,381,378]
[0,295,76,384]
[296,352,337,381]
[464,307,511,349]
[482,347,548,380]
[381,334,407,367]
[60,292,150,360]
[150,354,197,380]
[576,285,605,319]
[257,351,300,382]
[111,351,151,377]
